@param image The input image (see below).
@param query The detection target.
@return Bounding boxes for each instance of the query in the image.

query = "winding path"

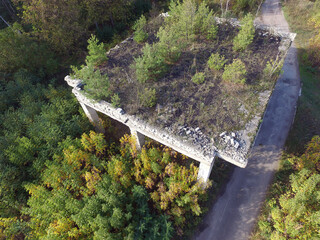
[193,0,301,239]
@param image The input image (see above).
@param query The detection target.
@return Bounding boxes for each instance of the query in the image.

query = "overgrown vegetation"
[0,70,91,221]
[207,52,227,72]
[222,59,247,84]
[1,0,309,239]
[192,72,206,84]
[252,137,320,239]
[98,0,282,138]
[0,131,211,238]
[139,88,157,107]
[71,35,111,100]
[1,2,217,238]
[233,13,255,51]
[252,0,320,238]
[133,15,149,43]
[0,23,58,76]
[11,0,159,52]
[134,0,218,84]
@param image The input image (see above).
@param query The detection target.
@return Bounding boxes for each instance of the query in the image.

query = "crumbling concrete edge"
[66,84,225,165]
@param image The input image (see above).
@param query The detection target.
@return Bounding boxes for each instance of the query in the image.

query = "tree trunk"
[220,0,224,17]
[225,0,230,17]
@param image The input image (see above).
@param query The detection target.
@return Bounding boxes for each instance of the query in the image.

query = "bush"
[139,88,157,107]
[206,22,218,40]
[232,0,260,15]
[262,58,284,79]
[192,72,205,84]
[0,25,58,76]
[134,0,220,83]
[207,53,227,71]
[134,43,167,83]
[71,36,111,100]
[86,35,108,67]
[111,93,121,108]
[257,137,320,239]
[233,13,255,51]
[73,64,111,100]
[157,26,184,64]
[196,2,218,40]
[222,59,247,84]
[133,15,148,43]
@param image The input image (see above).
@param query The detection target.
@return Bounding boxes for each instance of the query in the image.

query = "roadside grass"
[251,0,320,238]
[286,64,320,154]
[282,0,320,154]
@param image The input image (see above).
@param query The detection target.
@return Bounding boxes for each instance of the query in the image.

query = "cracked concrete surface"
[193,0,301,239]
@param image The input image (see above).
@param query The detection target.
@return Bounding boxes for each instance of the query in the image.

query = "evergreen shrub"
[222,59,247,84]
[139,88,157,107]
[233,13,255,51]
[192,72,205,84]
[133,15,148,43]
[111,93,121,108]
[207,53,227,71]
[135,43,167,83]
[86,35,108,66]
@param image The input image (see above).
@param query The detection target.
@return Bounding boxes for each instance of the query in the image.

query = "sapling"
[233,13,255,51]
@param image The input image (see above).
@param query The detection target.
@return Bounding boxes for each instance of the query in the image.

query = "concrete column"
[130,128,145,150]
[197,159,215,183]
[80,103,105,133]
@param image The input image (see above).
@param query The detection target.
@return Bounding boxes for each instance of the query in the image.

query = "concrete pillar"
[130,128,145,150]
[197,159,215,183]
[80,103,105,133]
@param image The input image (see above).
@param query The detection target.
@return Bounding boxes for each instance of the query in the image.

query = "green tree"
[222,59,247,84]
[86,35,108,66]
[0,24,58,76]
[194,1,218,39]
[0,70,91,219]
[258,136,320,239]
[133,15,148,43]
[12,0,86,52]
[23,132,173,239]
[207,53,227,71]
[71,36,111,100]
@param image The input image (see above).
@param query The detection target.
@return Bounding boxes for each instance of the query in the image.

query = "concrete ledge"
[72,88,216,166]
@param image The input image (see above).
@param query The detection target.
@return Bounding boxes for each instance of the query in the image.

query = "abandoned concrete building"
[65,17,295,183]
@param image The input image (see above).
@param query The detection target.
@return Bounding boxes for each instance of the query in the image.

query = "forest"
[0,0,319,239]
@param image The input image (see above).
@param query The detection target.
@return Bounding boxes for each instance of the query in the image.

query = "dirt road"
[193,0,301,239]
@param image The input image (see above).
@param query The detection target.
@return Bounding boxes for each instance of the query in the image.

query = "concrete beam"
[79,102,105,133]
[130,128,145,150]
[198,157,215,183]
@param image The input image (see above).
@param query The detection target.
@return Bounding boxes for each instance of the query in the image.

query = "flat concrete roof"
[65,17,295,168]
